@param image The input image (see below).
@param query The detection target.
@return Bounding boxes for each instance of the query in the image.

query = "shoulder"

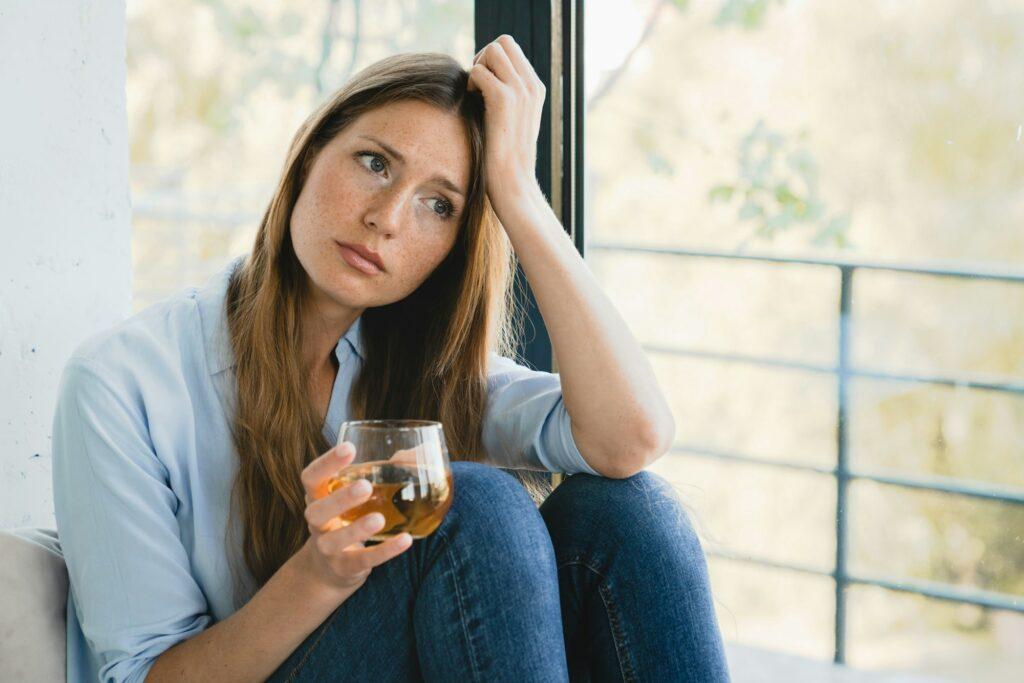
[485,351,555,378]
[65,257,241,390]
[486,351,521,376]
[486,352,531,383]
[50,299,199,446]
[66,282,203,382]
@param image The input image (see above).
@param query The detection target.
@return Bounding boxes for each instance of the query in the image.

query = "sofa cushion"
[0,527,68,683]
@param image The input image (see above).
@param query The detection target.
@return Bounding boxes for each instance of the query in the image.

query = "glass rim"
[340,419,442,431]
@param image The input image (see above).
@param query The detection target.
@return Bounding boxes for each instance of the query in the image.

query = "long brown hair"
[224,53,532,598]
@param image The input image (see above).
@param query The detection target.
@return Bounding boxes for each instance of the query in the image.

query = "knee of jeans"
[545,470,705,562]
[442,461,553,553]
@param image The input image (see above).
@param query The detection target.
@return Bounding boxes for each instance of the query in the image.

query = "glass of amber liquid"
[327,420,454,542]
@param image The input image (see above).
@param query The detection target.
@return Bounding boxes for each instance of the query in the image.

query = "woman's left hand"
[467,34,546,224]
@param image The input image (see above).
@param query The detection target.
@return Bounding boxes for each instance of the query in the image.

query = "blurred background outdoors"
[126,0,1024,680]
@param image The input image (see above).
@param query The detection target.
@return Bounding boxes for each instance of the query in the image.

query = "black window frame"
[476,0,584,373]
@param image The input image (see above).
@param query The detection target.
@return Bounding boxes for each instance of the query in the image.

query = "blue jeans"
[267,461,729,682]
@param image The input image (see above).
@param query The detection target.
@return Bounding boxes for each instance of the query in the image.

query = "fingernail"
[352,480,372,495]
[398,533,412,546]
[363,513,384,529]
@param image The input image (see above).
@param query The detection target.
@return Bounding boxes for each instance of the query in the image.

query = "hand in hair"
[467,34,546,223]
[296,442,414,596]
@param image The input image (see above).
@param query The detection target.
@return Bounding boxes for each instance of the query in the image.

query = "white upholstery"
[0,528,67,682]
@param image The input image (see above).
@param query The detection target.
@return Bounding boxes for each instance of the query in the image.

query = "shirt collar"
[336,313,364,363]
[197,256,364,376]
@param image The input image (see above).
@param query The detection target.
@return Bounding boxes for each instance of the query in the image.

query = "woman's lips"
[335,242,383,275]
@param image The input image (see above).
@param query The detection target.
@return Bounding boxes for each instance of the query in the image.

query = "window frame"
[476,0,584,373]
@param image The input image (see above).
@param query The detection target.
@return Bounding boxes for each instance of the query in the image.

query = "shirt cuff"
[537,397,602,476]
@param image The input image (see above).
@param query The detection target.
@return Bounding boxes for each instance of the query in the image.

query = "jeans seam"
[597,581,637,683]
[559,557,637,683]
[435,523,484,682]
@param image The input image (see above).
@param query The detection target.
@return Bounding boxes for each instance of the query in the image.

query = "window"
[583,0,1024,677]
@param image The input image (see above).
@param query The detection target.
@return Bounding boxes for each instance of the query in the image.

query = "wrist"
[287,540,354,606]
[491,178,549,229]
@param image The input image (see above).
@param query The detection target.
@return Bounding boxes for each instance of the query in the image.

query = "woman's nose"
[364,188,407,237]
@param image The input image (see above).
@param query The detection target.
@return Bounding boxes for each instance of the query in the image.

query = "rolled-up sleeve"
[481,353,600,475]
[51,358,212,683]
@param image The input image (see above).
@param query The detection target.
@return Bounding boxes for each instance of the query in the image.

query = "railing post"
[835,265,854,663]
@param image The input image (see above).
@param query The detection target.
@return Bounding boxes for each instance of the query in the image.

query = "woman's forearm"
[146,544,350,683]
[467,36,673,477]
[499,185,676,478]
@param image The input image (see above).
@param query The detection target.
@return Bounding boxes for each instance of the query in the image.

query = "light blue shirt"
[51,256,598,683]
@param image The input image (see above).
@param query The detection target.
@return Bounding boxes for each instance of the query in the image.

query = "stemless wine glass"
[327,420,454,542]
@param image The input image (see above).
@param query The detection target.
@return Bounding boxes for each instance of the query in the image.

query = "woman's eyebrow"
[357,134,465,198]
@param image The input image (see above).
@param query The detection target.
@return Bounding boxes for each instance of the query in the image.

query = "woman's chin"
[304,270,365,308]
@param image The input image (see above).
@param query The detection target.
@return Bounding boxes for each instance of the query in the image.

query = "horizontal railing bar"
[643,344,834,375]
[850,468,1024,506]
[668,444,836,476]
[669,446,1024,505]
[588,242,1024,283]
[644,345,1024,394]
[855,574,1024,613]
[853,368,1024,394]
[709,550,1024,613]
[709,548,831,577]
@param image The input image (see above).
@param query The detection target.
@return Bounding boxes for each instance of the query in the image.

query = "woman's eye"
[426,197,455,219]
[357,152,387,175]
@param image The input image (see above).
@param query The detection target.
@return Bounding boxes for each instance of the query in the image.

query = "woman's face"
[290,99,472,312]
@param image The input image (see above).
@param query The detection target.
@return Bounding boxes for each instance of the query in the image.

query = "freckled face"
[290,100,472,309]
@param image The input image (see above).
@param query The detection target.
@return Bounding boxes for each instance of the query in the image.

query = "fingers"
[317,511,387,555]
[468,61,502,96]
[319,525,414,574]
[477,40,519,86]
[470,36,544,100]
[495,35,544,93]
[301,442,356,500]
[388,445,426,465]
[348,533,414,570]
[304,478,373,532]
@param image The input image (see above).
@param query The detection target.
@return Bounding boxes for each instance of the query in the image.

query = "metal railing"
[589,241,1024,664]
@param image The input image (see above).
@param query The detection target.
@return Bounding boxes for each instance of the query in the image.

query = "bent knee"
[449,461,535,508]
[443,461,550,546]
[545,470,704,558]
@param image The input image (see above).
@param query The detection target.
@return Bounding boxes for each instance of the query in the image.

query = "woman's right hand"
[298,442,414,595]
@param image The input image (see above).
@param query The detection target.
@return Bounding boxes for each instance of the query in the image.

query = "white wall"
[0,1,131,529]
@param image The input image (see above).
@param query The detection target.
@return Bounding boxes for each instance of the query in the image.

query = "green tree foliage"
[708,120,852,247]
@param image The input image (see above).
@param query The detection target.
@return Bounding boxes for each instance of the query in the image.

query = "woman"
[52,37,729,682]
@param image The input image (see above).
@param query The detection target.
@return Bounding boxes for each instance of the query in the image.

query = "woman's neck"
[299,286,363,377]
